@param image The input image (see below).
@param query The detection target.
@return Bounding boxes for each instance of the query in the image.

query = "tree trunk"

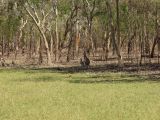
[7,37,10,57]
[1,36,4,57]
[53,0,59,62]
[50,31,53,57]
[116,0,123,65]
[75,20,80,57]
[67,32,74,62]
[42,33,52,65]
[39,37,43,64]
[116,0,120,48]
[111,23,123,65]
[107,0,123,66]
[103,30,110,61]
[14,32,19,60]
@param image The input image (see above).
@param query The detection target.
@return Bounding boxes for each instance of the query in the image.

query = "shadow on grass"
[69,78,160,84]
[13,72,160,84]
[2,63,159,84]
[30,63,160,74]
[17,76,61,82]
[28,64,160,84]
[69,74,160,84]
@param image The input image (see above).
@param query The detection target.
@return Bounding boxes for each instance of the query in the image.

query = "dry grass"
[0,68,160,120]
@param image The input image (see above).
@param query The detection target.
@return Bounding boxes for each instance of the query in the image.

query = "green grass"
[0,68,160,120]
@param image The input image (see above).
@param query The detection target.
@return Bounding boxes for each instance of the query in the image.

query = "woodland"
[1,1,160,120]
[0,0,159,68]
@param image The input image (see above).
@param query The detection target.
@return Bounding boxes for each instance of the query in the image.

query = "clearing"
[0,68,160,120]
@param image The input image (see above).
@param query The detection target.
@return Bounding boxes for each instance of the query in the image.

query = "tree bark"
[116,0,123,65]
[54,0,59,62]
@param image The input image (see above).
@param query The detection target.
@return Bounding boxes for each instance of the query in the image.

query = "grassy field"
[0,68,160,120]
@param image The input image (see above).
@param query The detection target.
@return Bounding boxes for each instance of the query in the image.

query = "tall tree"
[24,0,54,65]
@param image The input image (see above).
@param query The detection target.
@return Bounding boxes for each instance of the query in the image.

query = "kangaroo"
[80,51,90,67]
[80,58,85,67]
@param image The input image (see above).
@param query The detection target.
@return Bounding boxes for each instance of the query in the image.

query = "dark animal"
[80,51,90,67]
[80,58,85,66]
[12,61,16,66]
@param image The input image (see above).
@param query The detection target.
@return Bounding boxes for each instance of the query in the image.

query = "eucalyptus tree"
[52,0,59,62]
[105,0,124,65]
[0,0,22,58]
[64,0,79,62]
[24,0,55,65]
[151,2,160,58]
[82,0,97,54]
